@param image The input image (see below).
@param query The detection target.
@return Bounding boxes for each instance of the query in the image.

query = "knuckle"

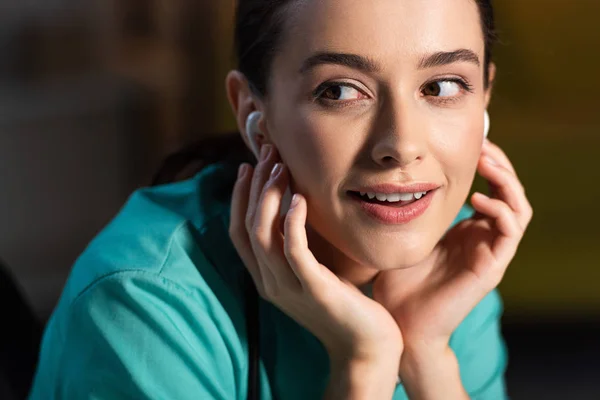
[284,244,301,263]
[500,202,513,215]
[252,224,270,245]
[304,280,325,300]
[245,212,256,233]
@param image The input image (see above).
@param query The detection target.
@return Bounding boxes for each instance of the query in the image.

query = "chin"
[348,233,439,271]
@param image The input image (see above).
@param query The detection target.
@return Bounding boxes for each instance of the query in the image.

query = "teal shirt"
[29,162,508,399]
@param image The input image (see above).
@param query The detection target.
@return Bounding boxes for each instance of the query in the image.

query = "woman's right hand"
[229,144,402,369]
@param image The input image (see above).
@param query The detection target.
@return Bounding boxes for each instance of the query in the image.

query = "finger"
[478,155,533,229]
[471,193,522,261]
[482,140,518,176]
[244,145,280,294]
[229,163,265,297]
[251,163,302,292]
[284,194,337,293]
[246,145,277,232]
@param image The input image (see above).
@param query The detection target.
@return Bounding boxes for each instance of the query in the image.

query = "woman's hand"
[229,145,403,398]
[372,140,532,394]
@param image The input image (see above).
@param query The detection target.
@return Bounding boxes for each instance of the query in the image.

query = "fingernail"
[260,144,272,161]
[270,163,283,178]
[484,155,497,166]
[290,194,300,208]
[238,163,247,179]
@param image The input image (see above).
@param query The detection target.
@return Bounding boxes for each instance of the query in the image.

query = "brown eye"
[423,82,442,96]
[322,85,343,100]
[318,83,365,101]
[422,81,462,97]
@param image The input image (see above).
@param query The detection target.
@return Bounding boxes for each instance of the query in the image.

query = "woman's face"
[264,0,491,271]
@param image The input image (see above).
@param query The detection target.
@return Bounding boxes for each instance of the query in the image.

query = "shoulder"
[31,162,249,397]
[60,161,242,305]
[31,267,245,399]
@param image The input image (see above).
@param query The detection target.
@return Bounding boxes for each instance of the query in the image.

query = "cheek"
[272,108,361,199]
[432,117,482,185]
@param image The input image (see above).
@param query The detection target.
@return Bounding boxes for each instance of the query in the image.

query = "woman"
[30,0,532,399]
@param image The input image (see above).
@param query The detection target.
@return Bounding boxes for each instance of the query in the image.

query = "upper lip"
[349,183,441,194]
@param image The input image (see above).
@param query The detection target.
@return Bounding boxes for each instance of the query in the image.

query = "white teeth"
[375,193,387,201]
[398,193,415,201]
[358,191,428,203]
[385,194,401,202]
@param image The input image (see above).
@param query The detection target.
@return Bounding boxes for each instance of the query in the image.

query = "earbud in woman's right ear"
[245,111,263,160]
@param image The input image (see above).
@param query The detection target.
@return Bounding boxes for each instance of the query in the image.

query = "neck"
[305,224,379,289]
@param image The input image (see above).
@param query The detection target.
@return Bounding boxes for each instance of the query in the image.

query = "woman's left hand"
[372,139,533,369]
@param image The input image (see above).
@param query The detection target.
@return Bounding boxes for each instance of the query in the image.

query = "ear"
[484,62,497,109]
[225,70,270,151]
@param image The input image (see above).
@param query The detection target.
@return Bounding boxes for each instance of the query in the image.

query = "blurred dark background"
[0,1,598,399]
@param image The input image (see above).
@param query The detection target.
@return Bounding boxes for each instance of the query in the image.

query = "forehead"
[280,0,484,69]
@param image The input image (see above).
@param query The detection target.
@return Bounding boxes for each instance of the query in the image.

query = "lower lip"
[349,190,436,225]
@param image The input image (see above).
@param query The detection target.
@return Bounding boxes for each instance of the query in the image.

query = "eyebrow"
[299,48,480,74]
[299,52,381,74]
[418,49,480,69]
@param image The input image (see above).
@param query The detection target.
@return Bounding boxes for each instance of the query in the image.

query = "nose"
[370,100,427,169]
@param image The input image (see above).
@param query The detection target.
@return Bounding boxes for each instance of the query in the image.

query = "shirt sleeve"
[51,271,242,400]
[450,290,509,400]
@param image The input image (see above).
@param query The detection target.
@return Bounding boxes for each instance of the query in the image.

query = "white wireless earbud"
[245,111,263,160]
[484,110,490,139]
[244,110,293,216]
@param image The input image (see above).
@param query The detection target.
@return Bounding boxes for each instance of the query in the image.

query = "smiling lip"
[347,183,439,225]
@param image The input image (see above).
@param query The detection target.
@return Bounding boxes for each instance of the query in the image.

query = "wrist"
[325,335,403,368]
[399,345,468,400]
[325,355,401,400]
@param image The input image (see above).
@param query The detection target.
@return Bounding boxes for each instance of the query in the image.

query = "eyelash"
[312,81,367,109]
[423,78,475,105]
[312,77,475,107]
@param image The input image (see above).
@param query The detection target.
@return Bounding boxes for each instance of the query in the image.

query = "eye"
[315,82,367,102]
[422,80,463,97]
